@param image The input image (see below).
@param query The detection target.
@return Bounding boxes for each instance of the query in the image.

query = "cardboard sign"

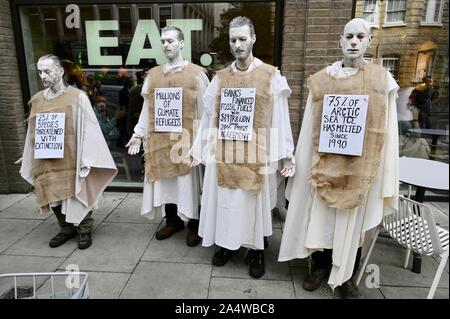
[318,94,369,156]
[154,87,183,132]
[34,113,65,159]
[218,88,256,141]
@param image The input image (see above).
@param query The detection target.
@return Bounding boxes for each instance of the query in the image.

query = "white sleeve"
[189,77,217,163]
[270,71,295,162]
[196,71,210,119]
[285,92,314,200]
[382,88,400,211]
[387,71,400,95]
[19,122,35,185]
[133,77,150,139]
[78,92,102,169]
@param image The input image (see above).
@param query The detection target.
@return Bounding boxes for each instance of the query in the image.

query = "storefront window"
[19,1,278,187]
[356,0,449,200]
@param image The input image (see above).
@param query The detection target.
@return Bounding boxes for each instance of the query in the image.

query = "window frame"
[362,0,379,27]
[381,56,400,80]
[158,4,173,29]
[421,0,444,26]
[383,0,408,27]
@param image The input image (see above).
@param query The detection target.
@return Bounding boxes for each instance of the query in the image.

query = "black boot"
[49,232,77,248]
[156,204,184,240]
[247,249,265,279]
[339,277,361,299]
[212,247,238,266]
[78,233,92,250]
[302,265,330,291]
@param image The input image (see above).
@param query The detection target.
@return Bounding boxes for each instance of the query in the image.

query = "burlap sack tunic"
[214,63,277,192]
[144,63,205,182]
[27,88,78,208]
[309,63,388,209]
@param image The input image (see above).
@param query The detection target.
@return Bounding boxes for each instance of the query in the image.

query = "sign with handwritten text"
[154,87,183,132]
[218,88,256,141]
[34,113,65,159]
[318,94,369,156]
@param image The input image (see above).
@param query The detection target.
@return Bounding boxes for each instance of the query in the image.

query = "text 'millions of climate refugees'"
[154,87,183,133]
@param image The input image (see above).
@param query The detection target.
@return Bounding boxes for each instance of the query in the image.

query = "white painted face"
[340,20,372,62]
[229,25,256,61]
[37,58,64,89]
[161,30,184,61]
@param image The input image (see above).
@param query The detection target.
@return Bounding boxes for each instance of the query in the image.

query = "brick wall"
[282,0,354,143]
[0,0,31,193]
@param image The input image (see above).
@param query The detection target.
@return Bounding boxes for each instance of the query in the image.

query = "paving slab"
[141,227,215,264]
[290,267,384,299]
[105,193,162,224]
[4,215,107,258]
[0,194,30,212]
[211,229,291,281]
[380,285,449,299]
[61,222,156,273]
[208,277,296,299]
[367,237,449,289]
[94,192,128,215]
[0,219,42,253]
[120,261,211,299]
[0,194,51,220]
[0,255,65,298]
[290,267,337,299]
[38,271,130,299]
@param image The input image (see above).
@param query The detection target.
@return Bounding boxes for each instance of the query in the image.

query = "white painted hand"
[126,136,142,155]
[188,156,200,168]
[79,166,91,178]
[280,156,296,177]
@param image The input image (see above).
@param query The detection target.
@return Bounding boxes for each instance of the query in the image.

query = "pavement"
[0,192,448,299]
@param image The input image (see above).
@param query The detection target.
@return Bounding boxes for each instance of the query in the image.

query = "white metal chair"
[356,195,449,299]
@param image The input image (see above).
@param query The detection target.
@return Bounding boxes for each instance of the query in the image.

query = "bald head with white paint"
[340,18,372,68]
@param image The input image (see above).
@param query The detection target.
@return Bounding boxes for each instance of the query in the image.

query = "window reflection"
[20,2,277,186]
[356,0,449,201]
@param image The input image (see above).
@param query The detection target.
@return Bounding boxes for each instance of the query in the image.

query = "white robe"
[20,88,118,225]
[278,61,399,289]
[191,58,295,250]
[133,60,210,222]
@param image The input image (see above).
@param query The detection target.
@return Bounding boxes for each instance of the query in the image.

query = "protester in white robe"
[127,27,209,247]
[20,54,117,250]
[190,16,295,279]
[132,62,208,222]
[278,18,399,297]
